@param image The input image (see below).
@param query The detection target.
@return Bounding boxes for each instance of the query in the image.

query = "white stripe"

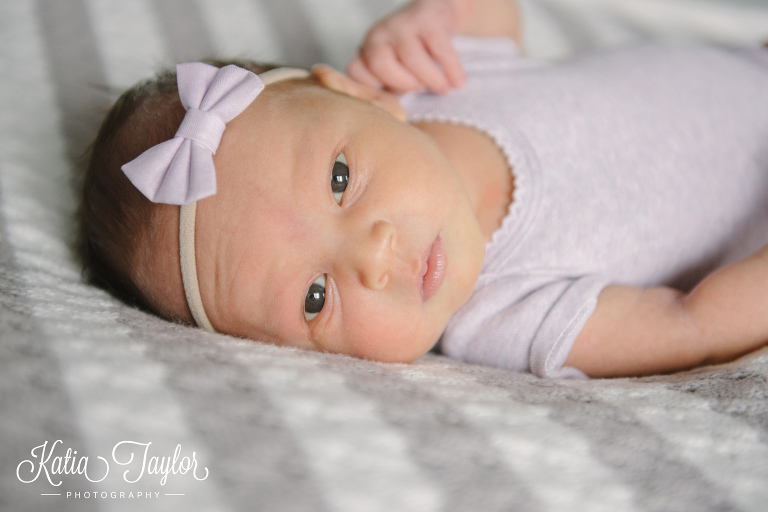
[589,379,768,511]
[298,0,372,69]
[83,0,170,88]
[235,349,442,512]
[0,3,228,511]
[523,0,768,60]
[551,0,768,44]
[399,365,638,512]
[460,402,636,512]
[196,0,284,62]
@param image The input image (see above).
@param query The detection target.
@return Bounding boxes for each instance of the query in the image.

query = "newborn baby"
[80,0,768,378]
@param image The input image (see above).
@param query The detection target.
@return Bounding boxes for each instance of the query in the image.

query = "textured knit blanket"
[1,1,767,511]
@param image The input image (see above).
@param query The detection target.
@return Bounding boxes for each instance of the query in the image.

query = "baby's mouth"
[421,235,446,302]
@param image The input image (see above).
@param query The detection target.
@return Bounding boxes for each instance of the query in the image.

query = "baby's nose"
[354,220,395,290]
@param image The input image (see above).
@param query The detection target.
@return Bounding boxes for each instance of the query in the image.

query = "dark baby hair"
[78,59,280,321]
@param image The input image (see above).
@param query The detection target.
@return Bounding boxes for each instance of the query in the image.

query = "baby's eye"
[304,274,326,322]
[332,152,349,204]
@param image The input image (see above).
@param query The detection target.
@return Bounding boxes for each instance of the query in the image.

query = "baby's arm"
[347,0,521,94]
[566,244,768,377]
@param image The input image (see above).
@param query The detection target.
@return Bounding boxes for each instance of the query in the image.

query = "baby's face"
[192,75,485,363]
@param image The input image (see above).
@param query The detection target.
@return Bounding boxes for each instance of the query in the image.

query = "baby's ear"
[311,64,407,122]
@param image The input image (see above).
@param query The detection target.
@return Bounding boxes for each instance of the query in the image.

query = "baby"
[79,0,768,379]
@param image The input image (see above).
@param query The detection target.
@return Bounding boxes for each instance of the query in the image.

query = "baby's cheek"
[346,310,432,363]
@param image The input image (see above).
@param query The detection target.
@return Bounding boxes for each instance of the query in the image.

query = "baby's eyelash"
[304,274,326,322]
[331,151,349,204]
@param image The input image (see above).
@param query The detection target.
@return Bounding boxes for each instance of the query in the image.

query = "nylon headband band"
[179,67,310,331]
[179,201,214,331]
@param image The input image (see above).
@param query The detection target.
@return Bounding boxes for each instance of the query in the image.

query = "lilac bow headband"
[122,63,310,331]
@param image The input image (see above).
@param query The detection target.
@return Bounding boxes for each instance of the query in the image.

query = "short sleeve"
[440,274,612,379]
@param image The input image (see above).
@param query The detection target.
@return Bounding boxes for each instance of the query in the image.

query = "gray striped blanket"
[1,1,767,511]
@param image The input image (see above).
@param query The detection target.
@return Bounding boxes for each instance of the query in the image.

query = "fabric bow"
[122,63,264,205]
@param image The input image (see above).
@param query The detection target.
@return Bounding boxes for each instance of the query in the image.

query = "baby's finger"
[346,56,384,89]
[364,44,426,93]
[395,38,450,94]
[423,32,466,89]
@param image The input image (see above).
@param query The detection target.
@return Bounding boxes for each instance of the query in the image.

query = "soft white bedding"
[1,1,767,511]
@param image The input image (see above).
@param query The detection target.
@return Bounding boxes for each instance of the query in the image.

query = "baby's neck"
[414,121,513,242]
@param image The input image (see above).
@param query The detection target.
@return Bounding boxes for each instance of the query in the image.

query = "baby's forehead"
[221,85,357,171]
[256,78,366,121]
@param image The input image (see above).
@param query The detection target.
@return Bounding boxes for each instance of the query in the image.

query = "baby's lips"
[422,235,446,302]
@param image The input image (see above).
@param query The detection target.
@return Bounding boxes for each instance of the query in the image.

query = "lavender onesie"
[400,37,768,378]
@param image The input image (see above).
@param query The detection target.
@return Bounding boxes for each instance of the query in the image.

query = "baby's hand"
[347,0,467,95]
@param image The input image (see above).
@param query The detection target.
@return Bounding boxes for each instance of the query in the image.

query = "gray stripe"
[598,8,658,41]
[123,307,330,512]
[256,0,324,67]
[659,368,768,444]
[534,0,604,56]
[0,167,98,511]
[334,362,541,512]
[454,366,739,512]
[34,0,111,165]
[359,0,401,21]
[151,0,217,62]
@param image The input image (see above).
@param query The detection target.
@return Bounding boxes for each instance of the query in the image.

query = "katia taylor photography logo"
[16,440,209,490]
